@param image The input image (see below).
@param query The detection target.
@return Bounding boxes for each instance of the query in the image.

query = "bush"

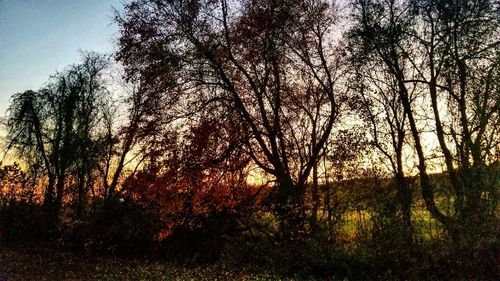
[64,198,161,257]
[158,210,243,264]
[0,201,59,246]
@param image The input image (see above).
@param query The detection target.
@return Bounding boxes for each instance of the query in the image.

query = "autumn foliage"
[122,118,261,238]
[0,0,499,279]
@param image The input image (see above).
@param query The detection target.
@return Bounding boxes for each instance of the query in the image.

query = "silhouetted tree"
[350,46,414,235]
[6,52,113,220]
[100,82,155,200]
[116,0,347,234]
[349,0,499,241]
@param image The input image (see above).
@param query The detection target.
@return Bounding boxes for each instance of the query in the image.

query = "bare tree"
[6,52,113,219]
[349,0,499,240]
[116,0,347,233]
[352,57,414,233]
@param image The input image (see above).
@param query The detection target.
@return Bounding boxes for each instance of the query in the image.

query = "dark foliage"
[0,202,59,246]
[63,199,162,257]
[0,0,499,280]
[159,211,242,265]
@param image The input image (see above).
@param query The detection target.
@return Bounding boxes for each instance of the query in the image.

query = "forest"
[0,0,498,280]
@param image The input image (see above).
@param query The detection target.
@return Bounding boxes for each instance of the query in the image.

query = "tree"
[6,52,113,219]
[411,0,500,226]
[116,0,346,234]
[0,163,30,205]
[99,81,156,200]
[123,115,254,238]
[349,0,499,240]
[351,57,413,234]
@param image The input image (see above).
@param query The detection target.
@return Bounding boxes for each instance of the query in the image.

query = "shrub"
[64,198,161,257]
[0,201,58,246]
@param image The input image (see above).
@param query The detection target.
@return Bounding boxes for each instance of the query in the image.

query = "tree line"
[0,0,498,277]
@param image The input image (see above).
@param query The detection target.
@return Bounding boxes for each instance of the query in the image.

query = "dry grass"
[0,246,293,281]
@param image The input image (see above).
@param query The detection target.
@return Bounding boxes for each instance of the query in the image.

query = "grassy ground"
[0,246,293,281]
[1,237,497,281]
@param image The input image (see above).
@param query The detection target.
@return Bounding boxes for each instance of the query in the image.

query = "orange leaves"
[125,166,255,239]
[122,117,254,238]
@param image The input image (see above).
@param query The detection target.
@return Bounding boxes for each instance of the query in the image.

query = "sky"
[0,0,122,115]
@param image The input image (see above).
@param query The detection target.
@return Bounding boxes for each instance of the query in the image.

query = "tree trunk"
[76,171,86,218]
[310,162,320,232]
[395,172,412,236]
[275,176,306,238]
[396,77,451,227]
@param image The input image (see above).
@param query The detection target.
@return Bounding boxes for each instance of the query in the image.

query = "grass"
[0,246,312,281]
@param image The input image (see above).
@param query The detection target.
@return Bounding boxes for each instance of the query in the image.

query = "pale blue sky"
[0,0,122,114]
